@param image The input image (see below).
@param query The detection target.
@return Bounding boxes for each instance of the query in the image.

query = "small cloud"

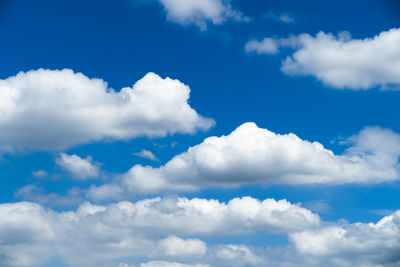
[263,11,295,24]
[32,170,48,179]
[55,153,100,180]
[245,38,279,55]
[303,200,331,214]
[134,149,159,161]
[153,141,178,149]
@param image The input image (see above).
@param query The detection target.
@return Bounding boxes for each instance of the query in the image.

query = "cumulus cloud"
[0,69,214,152]
[290,210,400,266]
[134,149,159,161]
[84,196,320,235]
[0,196,318,266]
[154,236,207,258]
[157,0,247,29]
[15,185,83,206]
[55,153,100,180]
[1,199,398,267]
[90,123,400,197]
[246,28,400,89]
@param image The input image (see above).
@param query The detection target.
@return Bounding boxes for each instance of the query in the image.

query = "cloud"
[141,261,209,267]
[263,11,295,24]
[32,170,48,179]
[134,149,159,161]
[1,199,398,267]
[0,69,214,152]
[15,185,83,206]
[55,153,100,180]
[290,210,400,266]
[154,236,207,258]
[0,196,318,266]
[246,28,400,89]
[90,123,400,197]
[85,196,320,235]
[157,0,247,29]
[245,38,279,55]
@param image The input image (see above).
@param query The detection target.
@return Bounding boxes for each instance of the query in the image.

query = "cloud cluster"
[0,69,214,152]
[157,0,246,29]
[290,210,400,266]
[0,196,318,266]
[89,123,400,198]
[246,28,400,89]
[0,199,398,267]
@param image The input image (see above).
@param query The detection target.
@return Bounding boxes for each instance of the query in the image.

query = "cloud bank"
[0,196,318,266]
[0,198,398,267]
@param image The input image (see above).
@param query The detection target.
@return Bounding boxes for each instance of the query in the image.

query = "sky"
[0,0,400,266]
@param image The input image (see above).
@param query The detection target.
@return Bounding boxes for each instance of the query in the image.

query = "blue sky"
[1,0,400,266]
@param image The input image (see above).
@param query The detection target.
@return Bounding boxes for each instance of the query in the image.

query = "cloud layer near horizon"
[0,198,398,267]
[0,196,319,266]
[0,69,214,152]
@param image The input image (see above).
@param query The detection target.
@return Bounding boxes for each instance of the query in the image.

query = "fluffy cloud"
[246,28,400,89]
[157,0,246,29]
[0,196,318,266]
[290,210,400,266]
[245,38,279,55]
[134,149,159,161]
[90,123,400,197]
[1,199,398,267]
[55,153,100,180]
[0,69,214,151]
[154,236,207,258]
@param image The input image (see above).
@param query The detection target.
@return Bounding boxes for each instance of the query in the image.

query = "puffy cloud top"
[55,153,100,180]
[0,196,318,266]
[246,28,400,89]
[158,0,246,29]
[0,69,214,151]
[89,123,400,197]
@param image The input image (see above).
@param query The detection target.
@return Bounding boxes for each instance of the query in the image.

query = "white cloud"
[0,196,318,266]
[141,261,209,267]
[245,38,279,55]
[32,170,48,179]
[55,153,100,180]
[91,123,400,197]
[0,69,214,152]
[1,199,398,267]
[154,236,207,258]
[246,28,400,89]
[214,244,263,266]
[157,0,246,29]
[290,210,400,266]
[15,185,83,206]
[134,149,159,161]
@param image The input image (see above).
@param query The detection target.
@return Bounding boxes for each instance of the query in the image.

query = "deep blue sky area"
[1,1,400,264]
